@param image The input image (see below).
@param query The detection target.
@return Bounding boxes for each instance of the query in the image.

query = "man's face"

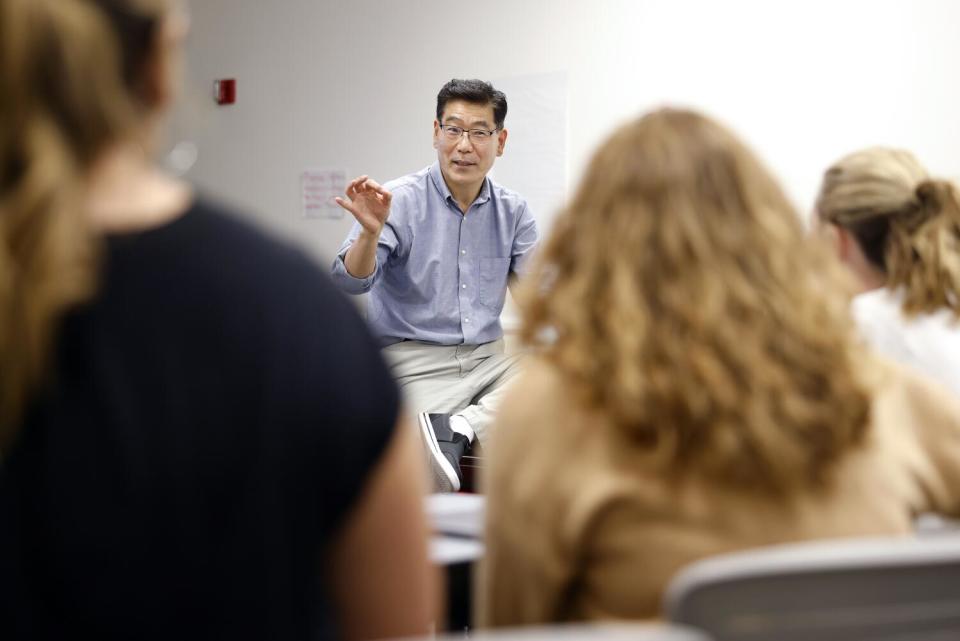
[433,99,507,194]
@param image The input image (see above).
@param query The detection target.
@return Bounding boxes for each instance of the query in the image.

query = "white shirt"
[853,288,960,397]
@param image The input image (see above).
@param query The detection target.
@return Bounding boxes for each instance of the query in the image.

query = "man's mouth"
[452,159,476,167]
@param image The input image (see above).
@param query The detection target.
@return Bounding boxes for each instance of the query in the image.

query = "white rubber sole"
[417,413,461,493]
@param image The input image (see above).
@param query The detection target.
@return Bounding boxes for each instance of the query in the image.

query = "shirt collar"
[428,161,492,208]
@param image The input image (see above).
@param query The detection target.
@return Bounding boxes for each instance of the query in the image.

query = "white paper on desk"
[301,168,346,219]
[425,493,485,538]
[430,536,485,566]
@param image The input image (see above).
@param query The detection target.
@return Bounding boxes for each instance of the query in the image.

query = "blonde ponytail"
[817,147,960,318]
[886,179,960,315]
[0,117,99,446]
[0,0,162,448]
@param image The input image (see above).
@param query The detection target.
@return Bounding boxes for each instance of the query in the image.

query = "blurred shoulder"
[497,358,570,427]
[183,197,316,265]
[489,356,598,472]
[169,197,356,320]
[870,355,960,443]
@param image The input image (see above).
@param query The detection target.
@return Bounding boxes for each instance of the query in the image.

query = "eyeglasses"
[438,124,499,144]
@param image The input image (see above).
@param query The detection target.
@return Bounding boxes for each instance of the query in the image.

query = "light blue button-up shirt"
[331,162,539,346]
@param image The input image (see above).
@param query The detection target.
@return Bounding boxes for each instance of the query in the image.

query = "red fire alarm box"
[213,78,236,105]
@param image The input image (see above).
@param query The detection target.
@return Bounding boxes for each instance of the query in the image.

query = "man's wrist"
[358,228,382,242]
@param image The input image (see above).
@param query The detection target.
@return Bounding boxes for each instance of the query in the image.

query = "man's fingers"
[345,175,370,198]
[364,178,385,193]
[334,196,360,217]
[373,192,391,208]
[358,179,392,209]
[343,175,392,216]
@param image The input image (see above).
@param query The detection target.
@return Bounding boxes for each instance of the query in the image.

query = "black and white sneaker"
[417,412,469,492]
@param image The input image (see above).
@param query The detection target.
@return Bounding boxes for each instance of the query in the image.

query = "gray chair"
[664,535,960,641]
[388,623,711,641]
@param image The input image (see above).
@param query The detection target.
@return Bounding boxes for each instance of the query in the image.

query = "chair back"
[390,623,711,641]
[664,535,960,641]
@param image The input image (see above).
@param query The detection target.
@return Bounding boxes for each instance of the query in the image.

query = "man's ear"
[432,120,441,150]
[496,128,508,157]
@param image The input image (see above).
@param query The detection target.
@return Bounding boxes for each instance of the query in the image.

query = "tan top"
[478,358,960,627]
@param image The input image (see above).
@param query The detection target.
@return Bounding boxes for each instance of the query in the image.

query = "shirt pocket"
[479,257,512,311]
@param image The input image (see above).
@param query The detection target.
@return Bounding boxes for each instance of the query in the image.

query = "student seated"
[478,108,960,626]
[815,147,960,396]
[0,1,434,639]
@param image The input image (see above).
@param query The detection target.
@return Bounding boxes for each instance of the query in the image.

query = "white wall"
[167,0,960,265]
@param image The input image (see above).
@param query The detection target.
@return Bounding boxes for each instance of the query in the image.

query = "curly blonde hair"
[816,147,960,318]
[518,109,871,495]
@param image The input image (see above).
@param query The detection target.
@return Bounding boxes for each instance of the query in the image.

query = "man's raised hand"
[335,176,393,236]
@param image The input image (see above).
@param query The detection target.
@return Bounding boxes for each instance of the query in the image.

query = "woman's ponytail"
[0,0,156,449]
[817,147,960,319]
[885,179,960,316]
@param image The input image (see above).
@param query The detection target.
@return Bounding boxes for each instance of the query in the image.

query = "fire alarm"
[213,78,236,105]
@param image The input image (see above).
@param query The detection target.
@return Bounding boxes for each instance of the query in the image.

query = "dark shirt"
[0,199,398,640]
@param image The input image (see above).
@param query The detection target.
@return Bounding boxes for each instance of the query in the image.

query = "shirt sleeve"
[329,221,401,295]
[509,202,540,277]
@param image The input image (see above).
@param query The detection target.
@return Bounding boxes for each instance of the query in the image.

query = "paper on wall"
[301,168,346,219]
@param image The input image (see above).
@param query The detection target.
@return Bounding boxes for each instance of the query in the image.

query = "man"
[331,79,539,492]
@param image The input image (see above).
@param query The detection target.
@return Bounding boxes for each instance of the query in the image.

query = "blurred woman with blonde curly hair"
[816,147,960,397]
[479,108,960,626]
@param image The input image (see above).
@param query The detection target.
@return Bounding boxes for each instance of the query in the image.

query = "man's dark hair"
[436,79,507,129]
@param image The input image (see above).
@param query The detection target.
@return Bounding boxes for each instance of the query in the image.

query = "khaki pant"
[382,338,522,445]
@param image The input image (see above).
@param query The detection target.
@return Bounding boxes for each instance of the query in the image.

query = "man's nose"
[456,132,474,152]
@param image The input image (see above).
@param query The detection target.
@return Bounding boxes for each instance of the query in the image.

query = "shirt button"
[461,250,466,255]
[464,318,470,323]
[461,283,467,289]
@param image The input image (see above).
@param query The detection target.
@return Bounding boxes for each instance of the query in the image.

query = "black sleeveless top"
[0,200,399,640]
